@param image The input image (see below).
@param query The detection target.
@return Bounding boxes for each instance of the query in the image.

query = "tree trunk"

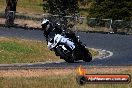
[5,0,18,26]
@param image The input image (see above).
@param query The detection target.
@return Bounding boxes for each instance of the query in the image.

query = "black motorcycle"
[57,30,92,62]
[42,20,92,63]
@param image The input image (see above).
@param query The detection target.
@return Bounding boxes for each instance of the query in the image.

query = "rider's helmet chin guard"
[41,19,50,31]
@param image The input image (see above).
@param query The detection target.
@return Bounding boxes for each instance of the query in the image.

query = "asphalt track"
[0,27,132,68]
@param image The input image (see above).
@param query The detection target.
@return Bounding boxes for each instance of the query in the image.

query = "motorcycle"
[42,20,92,63]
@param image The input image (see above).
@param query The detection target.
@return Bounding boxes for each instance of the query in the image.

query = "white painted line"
[91,48,113,60]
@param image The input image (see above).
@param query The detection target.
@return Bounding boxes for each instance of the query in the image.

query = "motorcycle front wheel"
[56,46,75,63]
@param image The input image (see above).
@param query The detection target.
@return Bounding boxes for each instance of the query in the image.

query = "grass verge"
[0,0,43,14]
[0,37,98,64]
[0,37,59,64]
[0,67,131,88]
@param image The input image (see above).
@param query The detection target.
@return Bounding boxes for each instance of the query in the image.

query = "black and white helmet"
[41,19,50,30]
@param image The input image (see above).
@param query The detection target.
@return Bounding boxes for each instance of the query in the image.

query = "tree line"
[89,0,132,20]
[5,0,132,25]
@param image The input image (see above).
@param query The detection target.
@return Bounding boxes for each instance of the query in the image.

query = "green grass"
[0,37,97,64]
[0,42,35,53]
[0,37,59,64]
[0,71,131,88]
[0,0,43,14]
[0,0,6,11]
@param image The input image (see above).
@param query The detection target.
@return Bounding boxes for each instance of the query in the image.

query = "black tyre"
[73,46,92,62]
[82,48,92,62]
[56,46,74,63]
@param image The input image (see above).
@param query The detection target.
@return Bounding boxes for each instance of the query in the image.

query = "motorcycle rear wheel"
[82,48,92,62]
[73,46,92,62]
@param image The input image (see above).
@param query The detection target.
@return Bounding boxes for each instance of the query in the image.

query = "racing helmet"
[41,19,50,30]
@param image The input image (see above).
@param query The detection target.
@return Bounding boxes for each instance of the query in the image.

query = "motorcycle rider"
[41,19,75,51]
[41,19,92,62]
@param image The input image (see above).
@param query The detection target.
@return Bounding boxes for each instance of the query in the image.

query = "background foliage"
[89,0,132,20]
[44,0,79,15]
